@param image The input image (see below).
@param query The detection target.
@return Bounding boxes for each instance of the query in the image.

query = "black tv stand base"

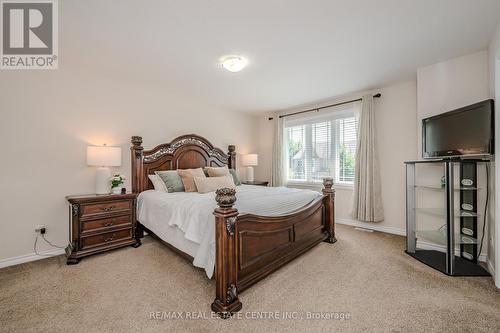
[406,250,490,276]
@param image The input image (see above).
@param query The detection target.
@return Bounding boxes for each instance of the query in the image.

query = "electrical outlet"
[35,225,46,234]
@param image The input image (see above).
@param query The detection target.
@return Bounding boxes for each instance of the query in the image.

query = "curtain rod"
[268,93,381,120]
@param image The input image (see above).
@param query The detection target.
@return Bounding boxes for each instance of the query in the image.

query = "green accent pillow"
[229,169,241,186]
[202,168,210,177]
[155,170,185,193]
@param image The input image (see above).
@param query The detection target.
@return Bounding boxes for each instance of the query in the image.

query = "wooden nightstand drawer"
[81,200,132,217]
[82,215,132,233]
[81,228,132,250]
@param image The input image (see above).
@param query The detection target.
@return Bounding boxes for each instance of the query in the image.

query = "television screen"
[422,100,494,158]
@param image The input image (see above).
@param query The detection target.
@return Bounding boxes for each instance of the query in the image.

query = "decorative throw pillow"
[202,168,210,177]
[194,175,236,194]
[229,169,242,186]
[155,170,185,193]
[206,165,230,177]
[148,174,167,192]
[177,168,206,192]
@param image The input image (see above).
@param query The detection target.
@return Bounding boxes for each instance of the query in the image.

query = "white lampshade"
[87,145,122,167]
[242,154,258,167]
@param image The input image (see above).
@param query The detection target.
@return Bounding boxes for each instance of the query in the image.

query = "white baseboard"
[488,259,496,276]
[1,223,495,277]
[0,248,65,269]
[336,218,406,236]
[337,218,490,264]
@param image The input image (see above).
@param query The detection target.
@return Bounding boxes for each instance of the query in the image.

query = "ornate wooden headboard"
[130,134,236,193]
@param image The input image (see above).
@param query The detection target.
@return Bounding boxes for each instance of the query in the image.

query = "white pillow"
[148,174,167,192]
[193,175,235,194]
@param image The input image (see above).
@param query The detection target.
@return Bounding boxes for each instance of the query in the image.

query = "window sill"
[286,181,354,190]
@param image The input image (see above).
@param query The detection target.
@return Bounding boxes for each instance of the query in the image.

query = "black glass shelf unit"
[405,159,490,276]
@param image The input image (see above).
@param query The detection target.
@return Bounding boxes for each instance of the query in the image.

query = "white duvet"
[137,185,321,278]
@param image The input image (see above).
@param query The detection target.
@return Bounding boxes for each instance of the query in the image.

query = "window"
[284,102,359,185]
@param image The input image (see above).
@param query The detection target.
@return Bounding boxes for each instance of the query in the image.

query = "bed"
[130,134,336,318]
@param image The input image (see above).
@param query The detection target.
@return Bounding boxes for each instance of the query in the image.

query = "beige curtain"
[350,95,384,222]
[271,115,286,187]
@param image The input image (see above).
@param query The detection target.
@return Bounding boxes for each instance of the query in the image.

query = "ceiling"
[62,0,500,113]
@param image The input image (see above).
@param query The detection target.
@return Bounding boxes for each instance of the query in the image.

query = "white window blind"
[284,102,360,185]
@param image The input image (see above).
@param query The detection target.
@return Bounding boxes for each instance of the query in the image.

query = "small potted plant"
[110,174,125,194]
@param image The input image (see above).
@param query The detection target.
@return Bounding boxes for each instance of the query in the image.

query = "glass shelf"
[415,208,480,218]
[416,229,478,246]
[413,185,480,191]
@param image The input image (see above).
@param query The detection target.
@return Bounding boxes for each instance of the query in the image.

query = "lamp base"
[245,166,254,182]
[96,167,111,195]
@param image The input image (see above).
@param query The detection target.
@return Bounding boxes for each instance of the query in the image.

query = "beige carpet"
[1,224,499,333]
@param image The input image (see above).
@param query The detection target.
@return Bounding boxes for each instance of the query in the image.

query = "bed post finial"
[322,177,337,244]
[212,188,242,318]
[131,136,142,146]
[215,188,236,208]
[228,145,236,170]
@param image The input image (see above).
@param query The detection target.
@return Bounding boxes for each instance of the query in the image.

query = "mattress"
[137,184,322,278]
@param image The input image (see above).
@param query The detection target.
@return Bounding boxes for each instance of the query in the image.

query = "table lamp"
[242,154,258,182]
[87,145,122,194]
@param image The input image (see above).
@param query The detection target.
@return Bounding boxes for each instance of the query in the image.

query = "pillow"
[202,168,210,177]
[155,170,185,193]
[194,175,236,194]
[206,165,230,177]
[148,174,167,192]
[177,168,206,192]
[229,169,242,186]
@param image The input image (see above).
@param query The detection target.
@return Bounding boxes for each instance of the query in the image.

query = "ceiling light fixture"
[221,56,248,72]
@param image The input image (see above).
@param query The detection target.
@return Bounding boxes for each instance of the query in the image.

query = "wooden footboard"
[211,178,336,318]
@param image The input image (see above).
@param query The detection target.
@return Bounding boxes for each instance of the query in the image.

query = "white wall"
[489,22,500,97]
[0,68,259,263]
[256,80,418,233]
[417,50,490,155]
[255,114,274,182]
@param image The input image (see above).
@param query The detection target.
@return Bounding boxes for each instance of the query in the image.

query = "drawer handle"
[103,219,116,227]
[102,233,116,242]
[102,205,116,212]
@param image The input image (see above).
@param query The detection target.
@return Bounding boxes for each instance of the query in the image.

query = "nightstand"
[242,181,269,186]
[65,193,140,265]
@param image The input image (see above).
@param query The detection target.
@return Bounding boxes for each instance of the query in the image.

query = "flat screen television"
[422,99,494,159]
